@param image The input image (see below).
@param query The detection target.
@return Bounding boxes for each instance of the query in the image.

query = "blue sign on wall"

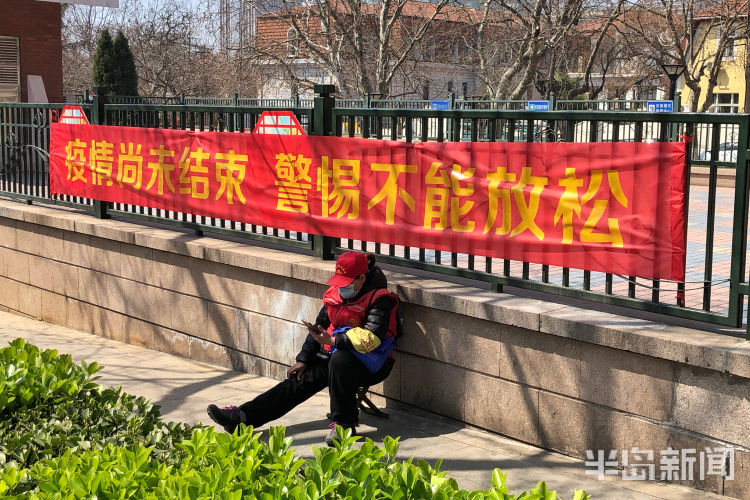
[430,100,450,110]
[647,100,673,113]
[528,100,550,111]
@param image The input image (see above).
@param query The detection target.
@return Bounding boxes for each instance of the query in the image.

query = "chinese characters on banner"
[49,123,687,281]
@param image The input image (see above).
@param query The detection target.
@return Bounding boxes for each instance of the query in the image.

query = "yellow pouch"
[345,327,381,353]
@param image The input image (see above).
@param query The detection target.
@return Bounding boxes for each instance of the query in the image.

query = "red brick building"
[0,0,63,102]
[255,1,487,99]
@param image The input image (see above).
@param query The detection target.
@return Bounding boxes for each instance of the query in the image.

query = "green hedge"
[0,338,590,499]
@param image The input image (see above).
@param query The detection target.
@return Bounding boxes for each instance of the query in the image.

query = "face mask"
[338,283,356,299]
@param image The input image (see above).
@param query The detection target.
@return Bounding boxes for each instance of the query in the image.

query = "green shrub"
[0,338,100,413]
[0,386,196,469]
[0,338,590,499]
[3,426,589,499]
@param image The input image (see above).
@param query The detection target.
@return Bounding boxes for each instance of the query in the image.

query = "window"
[0,36,19,103]
[711,93,739,113]
[500,48,512,64]
[639,87,657,100]
[451,42,459,60]
[462,82,469,98]
[447,80,454,94]
[719,26,738,60]
[287,27,299,58]
[422,80,430,100]
[423,38,435,62]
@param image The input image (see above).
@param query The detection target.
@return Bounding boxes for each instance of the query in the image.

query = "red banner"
[50,123,686,281]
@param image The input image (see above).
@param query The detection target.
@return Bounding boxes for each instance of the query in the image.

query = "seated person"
[207,251,398,446]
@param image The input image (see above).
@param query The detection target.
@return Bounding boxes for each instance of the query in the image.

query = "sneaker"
[206,404,245,433]
[325,421,356,447]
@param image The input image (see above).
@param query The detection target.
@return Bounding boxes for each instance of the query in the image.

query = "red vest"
[321,286,398,352]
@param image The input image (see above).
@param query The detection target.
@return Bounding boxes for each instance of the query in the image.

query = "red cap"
[327,251,368,287]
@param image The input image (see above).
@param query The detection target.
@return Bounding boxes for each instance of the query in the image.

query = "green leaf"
[319,450,337,473]
[492,469,507,489]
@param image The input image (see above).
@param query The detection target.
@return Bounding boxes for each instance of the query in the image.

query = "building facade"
[680,9,747,113]
[0,0,63,102]
[219,0,257,54]
[254,1,481,100]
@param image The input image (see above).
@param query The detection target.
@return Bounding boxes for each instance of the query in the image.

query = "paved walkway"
[0,310,726,499]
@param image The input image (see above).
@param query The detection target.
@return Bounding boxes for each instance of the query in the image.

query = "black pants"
[238,350,394,427]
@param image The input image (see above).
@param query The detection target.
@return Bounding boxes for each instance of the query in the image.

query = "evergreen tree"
[92,29,115,95]
[112,30,138,96]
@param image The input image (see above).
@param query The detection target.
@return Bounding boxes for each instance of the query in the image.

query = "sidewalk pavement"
[0,310,727,500]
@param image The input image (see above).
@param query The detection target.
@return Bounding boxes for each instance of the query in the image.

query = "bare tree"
[558,0,630,99]
[618,0,747,112]
[252,0,458,97]
[62,0,260,98]
[61,2,125,95]
[471,0,586,99]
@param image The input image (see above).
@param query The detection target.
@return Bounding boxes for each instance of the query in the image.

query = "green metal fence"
[1,88,749,334]
[556,99,650,111]
[329,93,750,331]
[107,95,182,105]
[101,98,315,250]
[0,103,95,210]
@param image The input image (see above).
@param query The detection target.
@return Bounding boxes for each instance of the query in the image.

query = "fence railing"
[555,99,650,111]
[2,87,749,334]
[107,95,182,105]
[66,92,686,112]
[0,103,95,210]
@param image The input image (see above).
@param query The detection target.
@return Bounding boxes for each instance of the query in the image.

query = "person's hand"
[302,320,334,346]
[287,361,307,380]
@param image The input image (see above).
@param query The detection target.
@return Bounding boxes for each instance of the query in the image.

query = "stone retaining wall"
[0,198,748,497]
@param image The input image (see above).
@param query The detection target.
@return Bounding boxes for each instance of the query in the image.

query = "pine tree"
[92,29,115,95]
[112,30,138,96]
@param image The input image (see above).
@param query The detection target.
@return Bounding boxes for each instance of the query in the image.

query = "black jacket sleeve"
[332,294,395,351]
[295,306,331,363]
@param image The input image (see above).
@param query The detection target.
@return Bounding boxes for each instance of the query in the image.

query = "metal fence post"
[312,84,336,260]
[670,91,682,142]
[547,92,556,140]
[91,86,110,219]
[448,92,455,139]
[313,84,335,137]
[729,114,750,333]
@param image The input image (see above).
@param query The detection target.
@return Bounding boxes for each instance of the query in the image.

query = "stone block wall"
[1,198,749,497]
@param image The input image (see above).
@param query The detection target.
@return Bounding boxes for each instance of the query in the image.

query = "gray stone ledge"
[391,276,563,331]
[540,307,750,378]
[2,197,749,379]
[206,244,316,277]
[74,219,140,244]
[23,208,77,231]
[132,229,210,259]
[0,202,28,222]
